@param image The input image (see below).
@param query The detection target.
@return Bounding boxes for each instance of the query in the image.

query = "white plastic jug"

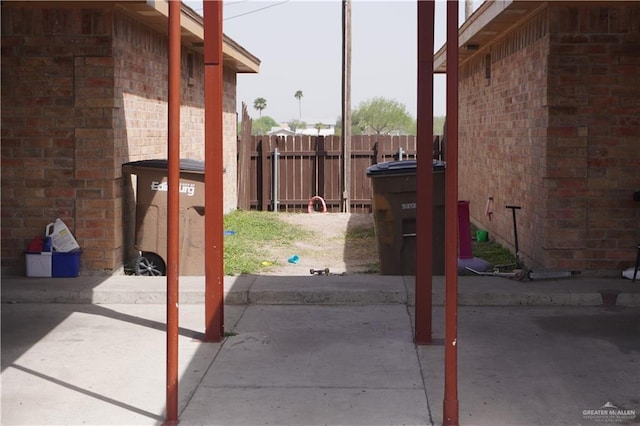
[45,218,80,252]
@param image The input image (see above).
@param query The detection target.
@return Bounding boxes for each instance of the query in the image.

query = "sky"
[185,1,479,125]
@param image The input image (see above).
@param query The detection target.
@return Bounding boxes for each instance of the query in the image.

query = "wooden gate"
[237,134,442,213]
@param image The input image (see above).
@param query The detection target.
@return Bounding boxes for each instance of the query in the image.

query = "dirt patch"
[261,213,379,276]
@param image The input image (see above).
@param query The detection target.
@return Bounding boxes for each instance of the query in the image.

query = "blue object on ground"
[458,257,492,274]
[288,255,300,264]
[224,230,236,236]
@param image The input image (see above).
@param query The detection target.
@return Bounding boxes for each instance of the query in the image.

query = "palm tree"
[253,97,267,134]
[253,97,267,118]
[294,90,303,120]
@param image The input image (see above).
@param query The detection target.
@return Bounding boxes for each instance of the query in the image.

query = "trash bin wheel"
[135,252,166,276]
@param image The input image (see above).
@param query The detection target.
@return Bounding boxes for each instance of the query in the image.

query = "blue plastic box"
[52,251,82,277]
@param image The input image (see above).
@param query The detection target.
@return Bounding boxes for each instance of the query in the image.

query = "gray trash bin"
[366,160,445,275]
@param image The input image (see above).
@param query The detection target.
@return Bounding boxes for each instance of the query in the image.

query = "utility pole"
[341,0,352,213]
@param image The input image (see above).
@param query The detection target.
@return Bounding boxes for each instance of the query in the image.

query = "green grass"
[345,226,376,240]
[343,225,380,274]
[223,210,311,275]
[223,211,515,275]
[470,224,518,268]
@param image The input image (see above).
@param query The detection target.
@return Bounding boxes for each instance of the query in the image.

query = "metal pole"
[506,205,522,267]
[203,0,224,342]
[443,1,459,425]
[273,147,279,212]
[415,0,435,345]
[341,0,352,213]
[166,0,180,423]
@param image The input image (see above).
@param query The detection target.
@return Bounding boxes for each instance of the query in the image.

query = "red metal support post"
[415,0,435,345]
[166,0,180,423]
[203,0,225,342]
[443,1,460,425]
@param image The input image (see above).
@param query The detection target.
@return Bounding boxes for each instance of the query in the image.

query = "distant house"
[1,1,260,275]
[297,126,335,137]
[268,127,296,137]
[297,120,336,137]
[268,121,336,137]
[434,1,640,274]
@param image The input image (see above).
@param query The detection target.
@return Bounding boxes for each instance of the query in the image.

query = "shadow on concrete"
[533,308,640,354]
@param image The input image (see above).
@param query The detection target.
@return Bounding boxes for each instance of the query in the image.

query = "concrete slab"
[181,304,431,425]
[248,274,407,304]
[1,303,245,425]
[3,298,639,425]
[404,275,640,307]
[180,387,429,426]
[3,274,639,306]
[415,306,640,426]
[0,275,258,305]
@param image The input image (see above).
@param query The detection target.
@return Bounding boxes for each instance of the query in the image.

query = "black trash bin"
[122,159,205,276]
[366,160,445,275]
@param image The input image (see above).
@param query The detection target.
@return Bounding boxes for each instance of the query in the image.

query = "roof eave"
[433,0,544,74]
[116,0,260,73]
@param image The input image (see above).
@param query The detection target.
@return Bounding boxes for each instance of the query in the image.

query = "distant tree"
[252,116,278,135]
[334,117,362,137]
[294,90,303,119]
[314,122,325,135]
[253,97,267,118]
[288,119,307,133]
[253,97,267,133]
[407,118,417,135]
[352,97,413,135]
[433,116,446,134]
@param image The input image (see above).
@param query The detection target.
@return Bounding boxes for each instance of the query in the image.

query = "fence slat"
[237,104,252,210]
[260,137,271,211]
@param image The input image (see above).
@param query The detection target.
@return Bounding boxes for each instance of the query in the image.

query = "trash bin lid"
[366,159,444,176]
[122,159,205,173]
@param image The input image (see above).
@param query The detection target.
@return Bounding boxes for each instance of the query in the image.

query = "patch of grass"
[342,225,380,273]
[472,241,518,268]
[345,226,376,241]
[360,262,381,274]
[470,224,518,268]
[223,210,311,275]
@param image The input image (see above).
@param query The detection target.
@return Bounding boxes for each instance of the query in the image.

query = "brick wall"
[545,4,640,272]
[459,10,550,269]
[2,4,241,275]
[459,4,640,274]
[1,5,118,275]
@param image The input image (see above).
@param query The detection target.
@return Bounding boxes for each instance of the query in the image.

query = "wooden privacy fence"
[237,134,444,213]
